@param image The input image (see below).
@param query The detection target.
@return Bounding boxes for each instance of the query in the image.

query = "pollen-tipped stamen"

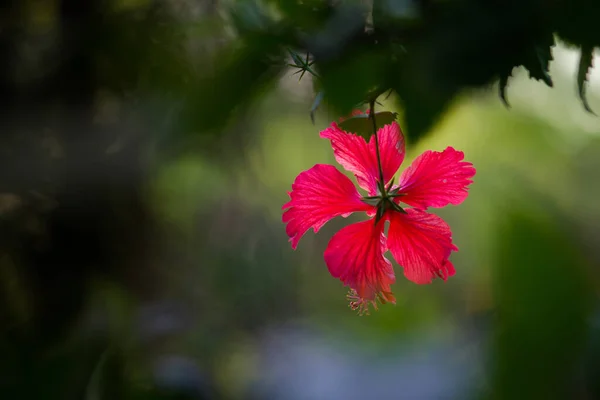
[347,289,379,316]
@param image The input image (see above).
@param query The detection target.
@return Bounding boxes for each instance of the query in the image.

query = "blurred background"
[1,0,600,399]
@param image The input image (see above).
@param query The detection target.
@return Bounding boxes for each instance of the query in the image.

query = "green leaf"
[392,66,458,144]
[317,47,388,115]
[577,45,596,115]
[497,33,555,107]
[338,111,398,140]
[517,35,555,88]
[554,1,600,49]
[527,41,554,87]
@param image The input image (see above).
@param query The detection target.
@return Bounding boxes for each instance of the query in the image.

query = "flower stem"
[369,100,385,192]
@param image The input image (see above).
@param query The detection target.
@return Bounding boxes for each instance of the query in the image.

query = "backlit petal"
[387,209,458,284]
[320,123,377,194]
[320,121,405,195]
[282,164,373,249]
[324,219,396,302]
[372,122,405,189]
[398,147,475,209]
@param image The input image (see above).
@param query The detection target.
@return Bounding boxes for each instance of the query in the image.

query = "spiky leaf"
[499,70,512,108]
[526,41,554,87]
[577,45,596,115]
[497,33,554,107]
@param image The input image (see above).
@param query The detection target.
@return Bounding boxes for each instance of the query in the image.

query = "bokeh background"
[1,1,600,399]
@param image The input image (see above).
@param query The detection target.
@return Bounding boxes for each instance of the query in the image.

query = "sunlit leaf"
[338,111,397,140]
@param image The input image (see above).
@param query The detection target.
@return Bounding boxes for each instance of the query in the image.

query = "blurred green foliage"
[211,0,600,143]
[491,205,591,399]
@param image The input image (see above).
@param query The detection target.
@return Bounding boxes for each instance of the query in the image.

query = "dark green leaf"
[318,47,388,116]
[527,40,554,87]
[577,45,596,115]
[392,60,459,144]
[554,1,600,49]
[338,111,398,140]
[496,33,554,107]
[389,1,517,142]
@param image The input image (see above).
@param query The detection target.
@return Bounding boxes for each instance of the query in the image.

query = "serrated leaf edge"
[577,46,596,115]
[499,71,511,108]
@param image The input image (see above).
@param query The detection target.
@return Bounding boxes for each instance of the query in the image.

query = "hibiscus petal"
[398,147,475,209]
[370,122,405,189]
[320,121,405,195]
[324,219,396,303]
[387,209,458,284]
[320,123,378,194]
[282,164,373,249]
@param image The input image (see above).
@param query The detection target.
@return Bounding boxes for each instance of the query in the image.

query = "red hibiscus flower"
[282,112,476,315]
